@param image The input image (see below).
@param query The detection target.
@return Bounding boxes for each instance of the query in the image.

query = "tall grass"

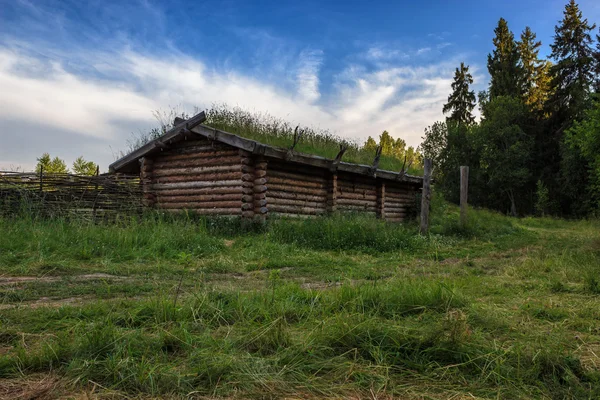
[1,280,596,398]
[205,104,424,175]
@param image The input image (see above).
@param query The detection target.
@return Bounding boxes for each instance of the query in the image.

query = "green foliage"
[549,0,597,122]
[35,153,69,173]
[563,97,600,212]
[268,213,421,253]
[518,27,553,112]
[442,62,476,125]
[476,97,534,215]
[419,121,447,170]
[71,156,97,176]
[487,18,524,100]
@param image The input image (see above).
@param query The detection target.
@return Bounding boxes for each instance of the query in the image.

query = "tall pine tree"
[549,0,596,123]
[594,28,600,93]
[487,18,524,99]
[443,62,476,125]
[517,27,552,112]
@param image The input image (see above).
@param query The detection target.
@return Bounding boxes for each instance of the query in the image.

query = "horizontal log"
[151,186,241,196]
[385,193,414,200]
[151,180,242,190]
[242,210,254,218]
[254,192,267,200]
[266,176,326,189]
[255,206,268,214]
[337,205,377,212]
[152,157,241,171]
[337,192,376,201]
[153,172,241,183]
[152,165,241,178]
[337,198,377,207]
[268,170,326,185]
[241,203,253,211]
[266,184,327,196]
[268,197,326,209]
[269,205,326,215]
[385,202,413,208]
[154,150,240,163]
[255,199,267,207]
[338,182,377,193]
[267,190,327,202]
[157,201,241,209]
[156,193,241,203]
[242,194,254,203]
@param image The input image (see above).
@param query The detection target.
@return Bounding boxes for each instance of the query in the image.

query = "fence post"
[39,166,43,193]
[460,166,469,227]
[419,158,432,235]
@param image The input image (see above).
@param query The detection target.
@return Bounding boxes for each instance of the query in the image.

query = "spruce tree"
[517,27,551,112]
[549,0,596,123]
[443,62,476,125]
[487,18,524,99]
[594,29,600,93]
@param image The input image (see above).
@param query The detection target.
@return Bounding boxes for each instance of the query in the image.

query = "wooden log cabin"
[109,111,424,222]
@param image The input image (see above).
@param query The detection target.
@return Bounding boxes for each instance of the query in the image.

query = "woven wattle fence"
[0,171,143,220]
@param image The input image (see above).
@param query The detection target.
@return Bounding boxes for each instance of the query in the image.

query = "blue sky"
[1,0,599,171]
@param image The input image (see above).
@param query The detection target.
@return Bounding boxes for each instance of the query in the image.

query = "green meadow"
[0,200,599,399]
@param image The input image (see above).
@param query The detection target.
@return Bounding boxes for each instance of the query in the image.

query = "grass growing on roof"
[205,104,424,175]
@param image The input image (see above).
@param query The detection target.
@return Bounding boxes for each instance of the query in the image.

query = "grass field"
[1,200,599,399]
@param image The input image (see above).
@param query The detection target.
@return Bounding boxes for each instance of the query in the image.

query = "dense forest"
[421,0,600,217]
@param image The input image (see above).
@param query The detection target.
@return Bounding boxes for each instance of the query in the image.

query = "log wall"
[336,172,378,217]
[149,138,243,215]
[384,181,418,222]
[143,139,419,222]
[266,160,328,217]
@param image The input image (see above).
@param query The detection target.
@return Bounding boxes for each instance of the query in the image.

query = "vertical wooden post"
[419,159,432,235]
[327,172,338,213]
[460,166,469,227]
[376,181,386,220]
[39,165,43,193]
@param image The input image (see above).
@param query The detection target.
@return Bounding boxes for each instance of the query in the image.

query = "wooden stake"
[460,166,469,227]
[419,159,432,235]
[376,181,385,220]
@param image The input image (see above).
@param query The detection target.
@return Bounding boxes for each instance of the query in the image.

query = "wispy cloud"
[296,49,323,103]
[417,47,431,55]
[0,42,469,170]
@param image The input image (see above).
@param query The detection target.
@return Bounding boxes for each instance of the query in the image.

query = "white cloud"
[0,44,466,171]
[295,49,323,103]
[0,48,157,140]
[417,47,431,55]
